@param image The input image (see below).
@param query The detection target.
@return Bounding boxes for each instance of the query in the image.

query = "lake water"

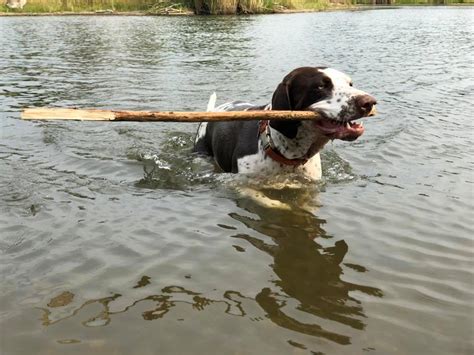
[0,7,473,355]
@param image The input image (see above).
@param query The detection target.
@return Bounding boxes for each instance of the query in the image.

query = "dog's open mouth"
[313,118,365,141]
[313,106,376,141]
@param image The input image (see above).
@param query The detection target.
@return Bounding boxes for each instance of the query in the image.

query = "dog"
[193,67,377,181]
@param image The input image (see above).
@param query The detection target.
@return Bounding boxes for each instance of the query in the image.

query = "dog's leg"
[236,186,291,210]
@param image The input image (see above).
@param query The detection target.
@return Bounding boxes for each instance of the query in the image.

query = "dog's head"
[271,67,377,141]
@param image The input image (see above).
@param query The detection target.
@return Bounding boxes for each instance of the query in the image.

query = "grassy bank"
[0,0,471,15]
[2,0,155,13]
[0,0,347,14]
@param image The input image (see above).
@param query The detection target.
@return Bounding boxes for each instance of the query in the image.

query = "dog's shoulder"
[208,119,259,172]
[194,100,263,172]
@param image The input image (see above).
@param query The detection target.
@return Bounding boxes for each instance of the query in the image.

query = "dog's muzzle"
[313,94,377,141]
[355,94,377,118]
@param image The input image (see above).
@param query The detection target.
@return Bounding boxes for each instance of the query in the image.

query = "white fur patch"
[237,141,322,181]
[195,122,208,143]
[207,92,217,112]
[215,101,255,112]
[269,121,323,159]
[195,92,216,144]
[310,68,370,121]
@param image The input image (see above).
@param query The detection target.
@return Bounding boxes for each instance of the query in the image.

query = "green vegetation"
[188,0,350,14]
[0,0,471,15]
[1,0,155,13]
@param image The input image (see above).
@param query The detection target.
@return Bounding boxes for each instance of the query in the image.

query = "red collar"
[258,120,308,167]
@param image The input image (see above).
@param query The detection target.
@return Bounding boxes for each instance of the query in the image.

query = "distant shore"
[0,3,471,17]
[0,7,348,16]
[0,6,347,17]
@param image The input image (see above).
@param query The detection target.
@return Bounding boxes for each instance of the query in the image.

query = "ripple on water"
[1,8,474,355]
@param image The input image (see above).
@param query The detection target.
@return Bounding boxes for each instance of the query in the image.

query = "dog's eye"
[318,78,332,90]
[349,82,353,87]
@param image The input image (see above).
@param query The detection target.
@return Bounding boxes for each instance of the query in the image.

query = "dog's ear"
[273,67,326,111]
[270,80,300,139]
[271,76,312,111]
[271,82,293,110]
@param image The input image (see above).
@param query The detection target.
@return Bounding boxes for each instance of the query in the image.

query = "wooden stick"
[21,108,321,122]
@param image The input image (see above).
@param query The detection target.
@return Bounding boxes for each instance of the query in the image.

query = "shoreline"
[0,4,471,16]
[0,7,348,17]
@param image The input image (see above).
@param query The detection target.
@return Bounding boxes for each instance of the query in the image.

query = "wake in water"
[129,131,361,212]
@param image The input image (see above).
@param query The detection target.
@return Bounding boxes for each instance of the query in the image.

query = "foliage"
[0,0,471,14]
[1,0,155,12]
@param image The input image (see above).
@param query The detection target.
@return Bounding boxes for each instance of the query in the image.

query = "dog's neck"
[268,120,330,160]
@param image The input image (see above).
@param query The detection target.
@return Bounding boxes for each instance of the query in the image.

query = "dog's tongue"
[314,119,365,141]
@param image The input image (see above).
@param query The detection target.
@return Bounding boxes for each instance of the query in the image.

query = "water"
[0,7,473,354]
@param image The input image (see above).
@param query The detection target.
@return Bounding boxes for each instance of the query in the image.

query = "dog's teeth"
[346,122,350,129]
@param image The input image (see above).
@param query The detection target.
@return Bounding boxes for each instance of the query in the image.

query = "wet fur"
[194,67,374,181]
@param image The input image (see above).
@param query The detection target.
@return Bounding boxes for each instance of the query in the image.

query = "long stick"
[21,108,321,122]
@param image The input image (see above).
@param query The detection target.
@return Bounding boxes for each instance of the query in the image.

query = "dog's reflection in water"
[230,187,383,344]
[39,183,381,346]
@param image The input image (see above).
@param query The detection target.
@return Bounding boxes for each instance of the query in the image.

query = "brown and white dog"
[194,67,377,181]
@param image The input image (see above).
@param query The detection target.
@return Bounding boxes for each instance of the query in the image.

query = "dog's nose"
[355,95,377,114]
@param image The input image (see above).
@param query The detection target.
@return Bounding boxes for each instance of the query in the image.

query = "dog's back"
[194,100,264,172]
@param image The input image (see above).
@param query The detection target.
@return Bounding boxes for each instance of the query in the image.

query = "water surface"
[1,7,473,355]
